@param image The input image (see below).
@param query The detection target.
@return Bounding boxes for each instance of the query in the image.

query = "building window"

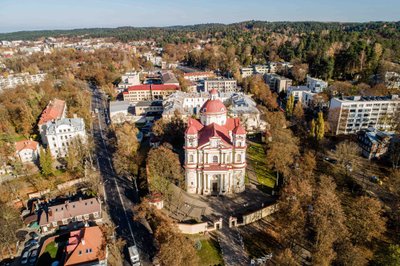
[189,155,194,163]
[237,154,241,163]
[213,156,218,163]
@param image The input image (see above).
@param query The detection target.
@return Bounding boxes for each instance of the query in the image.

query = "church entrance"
[212,181,218,194]
[211,174,220,195]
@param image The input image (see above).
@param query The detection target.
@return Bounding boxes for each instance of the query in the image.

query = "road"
[90,85,155,265]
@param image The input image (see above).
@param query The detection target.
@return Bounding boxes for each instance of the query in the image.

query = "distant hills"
[0,21,399,42]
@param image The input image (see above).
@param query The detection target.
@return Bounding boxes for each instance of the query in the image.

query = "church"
[184,89,247,195]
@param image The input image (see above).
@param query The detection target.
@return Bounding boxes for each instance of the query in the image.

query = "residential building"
[0,72,47,90]
[329,95,400,135]
[64,226,107,266]
[253,65,269,75]
[118,71,141,89]
[240,67,253,78]
[123,84,180,103]
[45,118,87,158]
[357,128,394,159]
[183,72,215,82]
[39,197,102,233]
[306,75,328,93]
[15,140,39,164]
[135,101,163,116]
[268,62,293,74]
[109,101,135,124]
[184,89,247,195]
[265,73,293,93]
[161,71,179,86]
[38,99,67,145]
[204,79,237,93]
[286,86,317,108]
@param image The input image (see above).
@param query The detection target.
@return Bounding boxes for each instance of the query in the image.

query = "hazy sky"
[0,0,399,33]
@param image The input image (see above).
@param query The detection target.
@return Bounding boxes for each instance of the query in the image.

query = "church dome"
[200,99,227,115]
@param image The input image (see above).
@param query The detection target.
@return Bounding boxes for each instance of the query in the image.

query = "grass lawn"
[44,241,59,258]
[186,235,224,266]
[247,141,276,189]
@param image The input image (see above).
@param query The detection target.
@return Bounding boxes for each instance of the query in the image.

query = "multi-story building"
[306,75,328,93]
[161,71,179,86]
[45,118,87,158]
[123,84,179,103]
[329,95,400,135]
[204,79,237,93]
[135,100,163,116]
[183,72,215,82]
[38,99,67,145]
[253,65,269,75]
[118,71,141,89]
[357,128,394,159]
[265,73,293,93]
[240,67,253,78]
[15,140,40,164]
[0,72,47,90]
[184,89,247,195]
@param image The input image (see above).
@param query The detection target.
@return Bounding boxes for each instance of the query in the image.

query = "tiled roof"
[15,140,39,152]
[198,123,232,147]
[38,99,66,126]
[39,197,101,226]
[64,226,105,266]
[126,84,179,92]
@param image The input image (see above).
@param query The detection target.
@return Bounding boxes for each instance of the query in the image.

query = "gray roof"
[45,118,85,135]
[110,101,132,113]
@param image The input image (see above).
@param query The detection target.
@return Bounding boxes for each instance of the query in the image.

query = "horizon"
[1,0,399,33]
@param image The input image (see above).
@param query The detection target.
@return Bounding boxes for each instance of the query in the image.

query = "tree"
[345,196,386,245]
[374,244,400,266]
[315,111,325,141]
[147,145,183,197]
[65,136,89,176]
[291,63,309,83]
[274,248,299,266]
[310,119,316,138]
[292,101,304,122]
[0,203,22,257]
[332,140,360,176]
[311,175,347,266]
[286,94,294,118]
[39,147,54,177]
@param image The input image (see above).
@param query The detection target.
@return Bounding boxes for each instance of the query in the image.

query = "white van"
[128,245,141,266]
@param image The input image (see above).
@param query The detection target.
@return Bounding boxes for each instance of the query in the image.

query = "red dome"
[200,99,226,114]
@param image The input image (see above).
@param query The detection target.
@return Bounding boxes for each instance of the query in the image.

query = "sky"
[0,0,399,33]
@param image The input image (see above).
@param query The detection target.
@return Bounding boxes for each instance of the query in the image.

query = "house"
[358,128,394,159]
[38,99,67,145]
[184,89,247,195]
[265,73,293,93]
[118,71,141,89]
[204,79,237,93]
[64,226,107,266]
[123,84,180,103]
[329,95,400,135]
[39,197,102,233]
[306,76,328,93]
[161,71,179,86]
[45,118,87,158]
[240,67,253,78]
[109,101,136,124]
[15,140,39,164]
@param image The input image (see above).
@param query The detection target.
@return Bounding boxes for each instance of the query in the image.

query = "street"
[90,85,155,265]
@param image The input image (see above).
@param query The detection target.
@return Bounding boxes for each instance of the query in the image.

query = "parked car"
[21,250,29,264]
[29,249,38,264]
[29,232,39,240]
[24,239,38,249]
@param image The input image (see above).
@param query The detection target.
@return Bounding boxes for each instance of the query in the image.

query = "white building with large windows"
[184,89,247,195]
[45,118,87,158]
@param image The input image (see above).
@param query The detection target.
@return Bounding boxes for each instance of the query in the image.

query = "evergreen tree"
[39,147,54,177]
[315,112,325,141]
[286,94,295,118]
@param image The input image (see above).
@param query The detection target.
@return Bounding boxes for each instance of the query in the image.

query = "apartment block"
[123,84,179,103]
[204,79,237,93]
[265,73,293,93]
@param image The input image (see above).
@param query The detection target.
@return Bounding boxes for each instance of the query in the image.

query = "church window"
[213,155,218,163]
[237,154,241,163]
[189,154,194,163]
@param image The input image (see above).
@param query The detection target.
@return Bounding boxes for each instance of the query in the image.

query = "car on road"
[21,250,29,264]
[28,249,38,264]
[24,239,38,249]
[324,157,337,164]
[129,245,141,266]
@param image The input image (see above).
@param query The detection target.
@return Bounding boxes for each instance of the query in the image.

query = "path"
[217,224,249,266]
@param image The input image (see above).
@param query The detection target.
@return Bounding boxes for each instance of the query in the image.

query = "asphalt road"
[90,85,155,265]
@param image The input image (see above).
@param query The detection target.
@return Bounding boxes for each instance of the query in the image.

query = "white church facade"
[184,89,247,195]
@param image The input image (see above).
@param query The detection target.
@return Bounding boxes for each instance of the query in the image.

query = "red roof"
[15,140,39,152]
[233,124,246,135]
[125,84,179,92]
[198,123,232,147]
[38,99,66,126]
[200,99,226,114]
